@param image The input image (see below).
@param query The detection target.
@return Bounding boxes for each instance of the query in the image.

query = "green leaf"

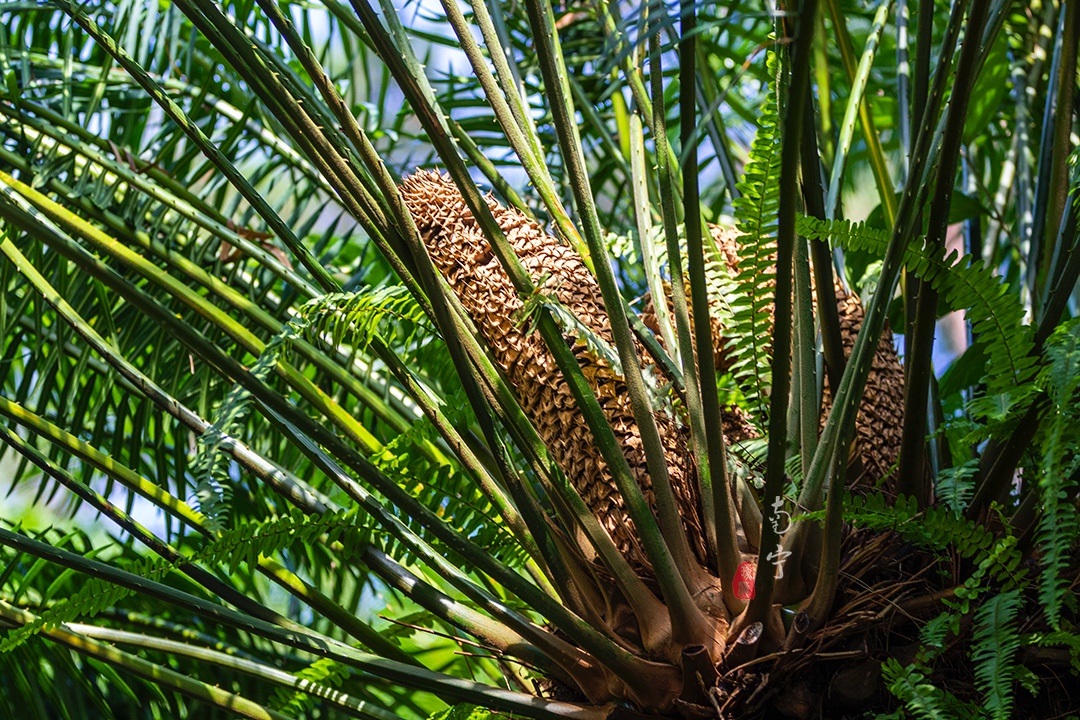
[427,704,496,720]
[971,590,1022,720]
[963,32,1011,144]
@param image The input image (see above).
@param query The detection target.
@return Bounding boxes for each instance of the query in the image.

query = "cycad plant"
[1,0,1079,717]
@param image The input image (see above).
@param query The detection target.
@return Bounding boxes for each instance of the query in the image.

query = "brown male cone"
[399,171,706,569]
[824,289,904,486]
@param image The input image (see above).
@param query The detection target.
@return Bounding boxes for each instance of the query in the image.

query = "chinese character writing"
[768,495,791,579]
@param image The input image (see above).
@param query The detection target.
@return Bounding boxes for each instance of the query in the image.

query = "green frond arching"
[370,419,528,567]
[0,31,381,539]
[1034,320,1080,629]
[0,603,183,719]
[917,613,954,659]
[882,658,966,720]
[796,215,1039,414]
[190,323,305,531]
[835,493,997,560]
[877,615,960,719]
[971,589,1023,720]
[725,50,782,424]
[0,508,365,654]
[298,287,432,356]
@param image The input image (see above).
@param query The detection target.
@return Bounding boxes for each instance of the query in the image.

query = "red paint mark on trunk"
[734,561,756,600]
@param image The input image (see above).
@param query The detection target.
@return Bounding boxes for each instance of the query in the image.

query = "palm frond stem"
[525,0,713,641]
[54,0,341,294]
[0,532,607,720]
[744,0,819,630]
[896,0,991,507]
[678,0,742,606]
[0,599,296,720]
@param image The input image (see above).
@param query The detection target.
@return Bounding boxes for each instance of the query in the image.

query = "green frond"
[269,656,351,715]
[1027,629,1080,676]
[1,0,1077,715]
[881,658,962,720]
[1035,319,1080,629]
[971,589,1023,720]
[190,322,304,531]
[948,536,1025,615]
[0,508,365,653]
[726,50,782,423]
[917,613,955,661]
[934,459,979,515]
[369,417,527,567]
[427,704,498,720]
[797,216,1039,418]
[298,286,431,354]
[838,493,995,559]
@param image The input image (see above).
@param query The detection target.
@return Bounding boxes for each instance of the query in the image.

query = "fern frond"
[797,216,1039,413]
[1028,629,1080,675]
[189,321,305,531]
[839,493,996,559]
[882,659,961,720]
[269,656,351,715]
[935,459,979,515]
[428,704,499,720]
[918,613,956,662]
[971,590,1022,720]
[368,416,527,566]
[299,286,431,352]
[949,536,1025,614]
[726,50,782,421]
[1035,319,1080,629]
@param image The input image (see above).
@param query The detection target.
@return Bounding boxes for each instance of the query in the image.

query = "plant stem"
[0,231,328,515]
[1029,2,1077,308]
[0,600,295,720]
[824,0,895,223]
[55,0,340,294]
[824,0,898,227]
[745,0,819,629]
[896,0,990,507]
[67,623,400,720]
[680,0,741,601]
[0,532,608,720]
[523,0,714,646]
[793,237,819,480]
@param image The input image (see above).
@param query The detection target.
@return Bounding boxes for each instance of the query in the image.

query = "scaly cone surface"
[399,171,705,568]
[821,287,905,486]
